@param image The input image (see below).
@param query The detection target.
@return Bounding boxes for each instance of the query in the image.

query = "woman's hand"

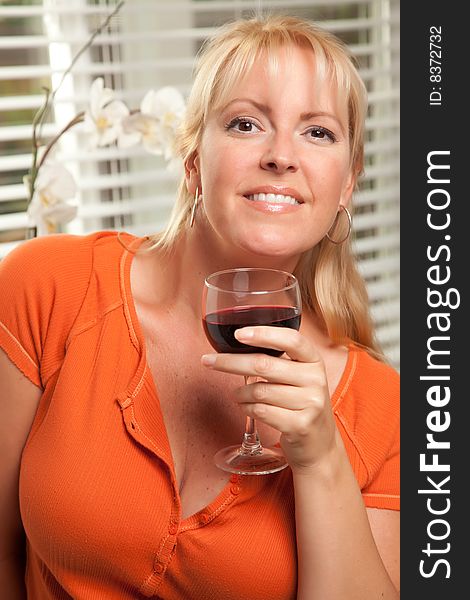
[201,326,338,472]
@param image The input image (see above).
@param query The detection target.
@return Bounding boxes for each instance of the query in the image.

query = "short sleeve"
[361,415,399,510]
[334,347,400,512]
[360,358,400,511]
[0,234,93,388]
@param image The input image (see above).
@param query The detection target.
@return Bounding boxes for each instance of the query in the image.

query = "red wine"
[203,305,301,356]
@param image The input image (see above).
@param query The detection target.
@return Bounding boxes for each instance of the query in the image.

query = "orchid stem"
[26,0,126,211]
[37,112,85,170]
[36,0,125,143]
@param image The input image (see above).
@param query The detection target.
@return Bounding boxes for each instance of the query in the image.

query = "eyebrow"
[221,98,346,133]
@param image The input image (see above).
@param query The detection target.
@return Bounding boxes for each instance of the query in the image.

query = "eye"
[225,117,261,134]
[305,126,337,144]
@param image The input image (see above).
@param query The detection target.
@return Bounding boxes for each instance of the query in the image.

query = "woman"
[0,15,399,599]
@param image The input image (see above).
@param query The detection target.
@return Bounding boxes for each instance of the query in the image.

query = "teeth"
[246,193,299,205]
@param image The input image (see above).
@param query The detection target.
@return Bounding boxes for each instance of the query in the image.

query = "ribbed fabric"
[0,232,399,600]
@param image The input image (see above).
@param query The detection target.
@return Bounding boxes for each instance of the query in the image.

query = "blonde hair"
[149,14,383,358]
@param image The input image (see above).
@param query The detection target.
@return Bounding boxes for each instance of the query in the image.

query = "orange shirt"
[0,232,399,599]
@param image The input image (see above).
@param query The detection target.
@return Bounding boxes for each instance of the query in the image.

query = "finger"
[238,401,310,436]
[235,380,321,410]
[201,352,325,387]
[234,326,322,363]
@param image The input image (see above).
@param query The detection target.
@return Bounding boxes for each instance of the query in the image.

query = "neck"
[157,222,302,318]
[134,225,331,350]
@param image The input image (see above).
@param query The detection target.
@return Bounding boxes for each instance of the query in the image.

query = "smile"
[245,193,300,205]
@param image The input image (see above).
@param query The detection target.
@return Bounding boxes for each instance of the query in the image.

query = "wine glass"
[202,268,302,475]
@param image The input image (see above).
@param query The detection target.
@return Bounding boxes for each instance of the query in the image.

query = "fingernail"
[235,327,254,340]
[201,354,216,366]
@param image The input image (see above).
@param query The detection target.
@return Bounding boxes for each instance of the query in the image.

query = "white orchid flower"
[122,86,185,159]
[26,162,78,235]
[83,78,140,148]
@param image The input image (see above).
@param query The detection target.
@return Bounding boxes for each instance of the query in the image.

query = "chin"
[239,236,303,262]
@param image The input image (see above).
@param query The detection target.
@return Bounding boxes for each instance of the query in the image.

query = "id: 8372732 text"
[429,26,442,106]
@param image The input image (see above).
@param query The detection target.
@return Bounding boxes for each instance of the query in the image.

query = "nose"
[260,131,299,174]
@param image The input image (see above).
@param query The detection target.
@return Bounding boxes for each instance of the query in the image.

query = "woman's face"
[190,44,355,264]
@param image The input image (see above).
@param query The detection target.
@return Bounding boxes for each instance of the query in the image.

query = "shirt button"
[168,522,178,535]
[230,474,239,483]
[230,485,241,496]
[155,562,165,574]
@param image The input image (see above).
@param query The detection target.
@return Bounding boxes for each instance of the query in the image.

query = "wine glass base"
[214,445,289,475]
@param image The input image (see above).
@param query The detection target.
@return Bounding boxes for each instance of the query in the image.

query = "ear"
[184,152,201,196]
[339,168,358,210]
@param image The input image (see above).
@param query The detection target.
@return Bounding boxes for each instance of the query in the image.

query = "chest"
[144,312,246,440]
[133,297,346,518]
[140,308,283,517]
[21,323,298,600]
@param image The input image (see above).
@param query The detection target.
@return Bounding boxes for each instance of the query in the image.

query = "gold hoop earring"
[326,205,352,244]
[190,186,201,228]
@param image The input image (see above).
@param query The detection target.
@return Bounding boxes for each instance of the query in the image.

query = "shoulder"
[0,231,134,386]
[333,345,399,482]
[334,345,399,415]
[1,230,118,277]
[0,231,134,299]
[354,345,399,399]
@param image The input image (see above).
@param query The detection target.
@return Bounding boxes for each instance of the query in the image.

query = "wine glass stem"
[241,376,262,454]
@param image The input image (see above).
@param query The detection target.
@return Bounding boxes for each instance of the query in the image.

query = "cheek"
[307,164,345,204]
[197,147,238,231]
[200,142,239,192]
[199,138,256,212]
[314,158,352,201]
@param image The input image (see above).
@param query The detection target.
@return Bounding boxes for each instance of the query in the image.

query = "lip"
[243,185,305,204]
[241,195,302,214]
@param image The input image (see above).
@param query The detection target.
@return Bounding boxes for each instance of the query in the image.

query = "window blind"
[0,0,400,367]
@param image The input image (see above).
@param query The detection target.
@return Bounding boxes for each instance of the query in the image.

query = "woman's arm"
[202,326,399,599]
[292,450,399,599]
[367,508,400,591]
[0,349,42,600]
